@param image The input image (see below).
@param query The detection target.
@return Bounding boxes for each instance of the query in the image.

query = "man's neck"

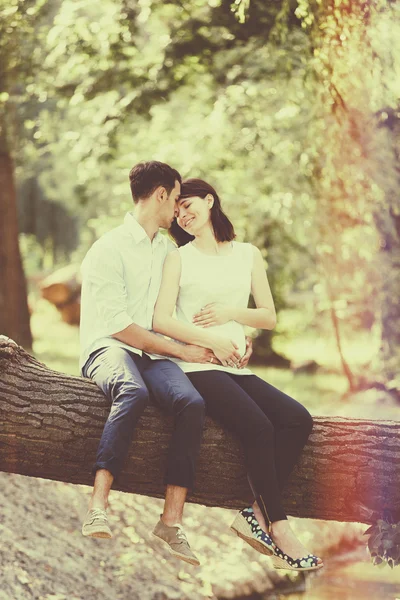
[133,205,160,241]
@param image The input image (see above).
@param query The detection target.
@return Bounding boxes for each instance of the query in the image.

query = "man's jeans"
[83,346,205,489]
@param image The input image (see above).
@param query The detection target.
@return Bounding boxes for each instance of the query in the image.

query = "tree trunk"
[0,336,398,524]
[0,142,32,349]
[374,109,400,383]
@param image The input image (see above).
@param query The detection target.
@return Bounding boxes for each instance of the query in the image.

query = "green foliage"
[231,0,251,23]
[0,0,51,148]
[3,0,399,377]
[365,518,400,569]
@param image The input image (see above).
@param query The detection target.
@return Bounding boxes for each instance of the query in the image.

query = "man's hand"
[180,344,219,365]
[238,336,253,369]
[192,303,234,327]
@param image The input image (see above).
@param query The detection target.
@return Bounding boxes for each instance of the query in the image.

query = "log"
[40,264,81,325]
[0,336,399,524]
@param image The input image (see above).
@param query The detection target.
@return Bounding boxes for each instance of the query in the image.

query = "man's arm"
[111,322,213,362]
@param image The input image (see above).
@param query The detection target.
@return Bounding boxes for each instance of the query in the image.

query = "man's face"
[161,180,181,227]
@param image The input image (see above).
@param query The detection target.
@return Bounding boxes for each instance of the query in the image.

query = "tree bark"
[0,336,398,524]
[0,142,32,349]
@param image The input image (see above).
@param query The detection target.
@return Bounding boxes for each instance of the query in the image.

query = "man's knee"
[186,392,205,412]
[112,380,149,412]
[176,391,205,417]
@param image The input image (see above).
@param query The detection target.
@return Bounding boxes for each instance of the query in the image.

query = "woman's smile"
[180,215,195,229]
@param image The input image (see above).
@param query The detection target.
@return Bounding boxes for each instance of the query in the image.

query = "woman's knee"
[295,404,313,436]
[243,414,275,448]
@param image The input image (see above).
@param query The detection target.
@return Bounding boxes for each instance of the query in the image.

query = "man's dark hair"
[129,161,182,203]
[169,178,236,246]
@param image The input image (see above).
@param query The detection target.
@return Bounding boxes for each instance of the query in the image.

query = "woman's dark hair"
[129,160,181,203]
[169,178,236,247]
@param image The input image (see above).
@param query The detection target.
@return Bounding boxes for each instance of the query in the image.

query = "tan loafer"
[152,517,200,566]
[82,508,112,539]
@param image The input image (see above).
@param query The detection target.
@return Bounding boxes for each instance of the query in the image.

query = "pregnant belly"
[207,321,246,357]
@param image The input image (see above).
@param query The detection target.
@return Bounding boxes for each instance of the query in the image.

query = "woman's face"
[177,195,213,236]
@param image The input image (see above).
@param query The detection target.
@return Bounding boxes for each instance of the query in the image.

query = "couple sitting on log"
[80,160,323,572]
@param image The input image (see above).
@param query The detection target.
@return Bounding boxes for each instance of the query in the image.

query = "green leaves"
[365,519,400,568]
[231,0,250,24]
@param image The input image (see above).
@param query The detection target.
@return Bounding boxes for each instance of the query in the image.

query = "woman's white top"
[172,241,254,375]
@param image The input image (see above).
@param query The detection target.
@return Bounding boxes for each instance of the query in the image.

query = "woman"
[153,178,323,571]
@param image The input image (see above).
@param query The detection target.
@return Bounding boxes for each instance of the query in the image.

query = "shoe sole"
[271,555,324,571]
[230,514,274,556]
[82,525,112,539]
[151,532,200,566]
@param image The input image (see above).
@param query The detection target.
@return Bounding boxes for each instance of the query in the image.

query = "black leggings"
[187,371,313,523]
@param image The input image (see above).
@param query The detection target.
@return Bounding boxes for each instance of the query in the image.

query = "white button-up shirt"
[79,212,174,371]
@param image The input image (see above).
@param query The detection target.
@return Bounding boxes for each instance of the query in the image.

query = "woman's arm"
[192,246,276,330]
[153,251,241,364]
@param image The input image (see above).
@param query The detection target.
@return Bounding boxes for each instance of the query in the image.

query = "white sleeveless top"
[171,241,253,375]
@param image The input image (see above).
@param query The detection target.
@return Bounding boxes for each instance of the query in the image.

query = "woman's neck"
[192,227,230,255]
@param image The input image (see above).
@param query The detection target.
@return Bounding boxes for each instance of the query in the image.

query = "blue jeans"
[83,347,205,489]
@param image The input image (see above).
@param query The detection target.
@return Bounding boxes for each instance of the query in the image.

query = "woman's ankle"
[270,519,290,537]
[251,501,269,532]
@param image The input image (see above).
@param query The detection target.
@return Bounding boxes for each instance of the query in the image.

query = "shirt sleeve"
[82,243,134,336]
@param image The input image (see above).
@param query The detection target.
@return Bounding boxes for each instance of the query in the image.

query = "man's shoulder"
[82,225,126,266]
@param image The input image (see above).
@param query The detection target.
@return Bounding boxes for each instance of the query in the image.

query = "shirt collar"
[123,212,164,246]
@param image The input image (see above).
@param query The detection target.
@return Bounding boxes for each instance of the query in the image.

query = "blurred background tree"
[2,0,399,394]
[0,0,53,348]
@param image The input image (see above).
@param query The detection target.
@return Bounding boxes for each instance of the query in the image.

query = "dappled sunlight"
[2,0,400,597]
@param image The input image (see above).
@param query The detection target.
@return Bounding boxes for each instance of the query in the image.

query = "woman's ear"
[206,194,214,209]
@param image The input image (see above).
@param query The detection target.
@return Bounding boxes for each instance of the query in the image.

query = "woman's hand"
[238,336,253,369]
[193,303,235,327]
[208,334,241,367]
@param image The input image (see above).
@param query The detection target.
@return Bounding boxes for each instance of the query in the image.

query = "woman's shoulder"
[176,242,195,255]
[233,241,260,267]
[233,240,258,254]
[166,243,193,265]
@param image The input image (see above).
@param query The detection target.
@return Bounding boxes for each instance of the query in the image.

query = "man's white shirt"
[79,212,175,372]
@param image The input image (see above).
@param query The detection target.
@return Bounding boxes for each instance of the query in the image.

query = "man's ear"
[156,186,167,204]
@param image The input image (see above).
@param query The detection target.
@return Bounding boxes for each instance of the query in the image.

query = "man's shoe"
[152,517,200,566]
[82,508,112,538]
[230,507,276,556]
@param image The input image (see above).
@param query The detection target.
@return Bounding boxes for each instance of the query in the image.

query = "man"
[80,161,251,566]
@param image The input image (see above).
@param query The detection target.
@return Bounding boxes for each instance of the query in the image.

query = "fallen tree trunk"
[0,336,398,524]
[40,264,81,325]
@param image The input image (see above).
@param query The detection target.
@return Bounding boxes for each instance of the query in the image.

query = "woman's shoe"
[230,507,276,556]
[271,546,323,571]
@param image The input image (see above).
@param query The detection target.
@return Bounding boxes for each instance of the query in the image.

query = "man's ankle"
[161,513,182,527]
[89,499,107,511]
